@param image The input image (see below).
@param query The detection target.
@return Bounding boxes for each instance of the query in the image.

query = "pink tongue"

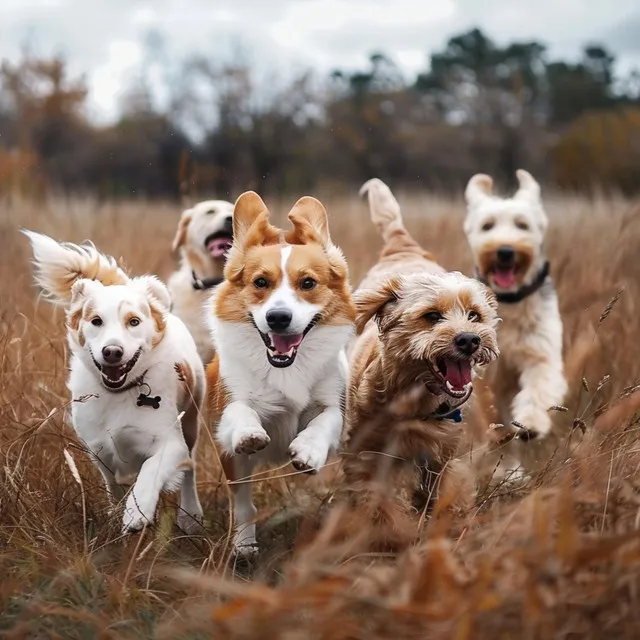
[494,267,516,288]
[207,237,232,258]
[443,359,472,390]
[271,334,304,354]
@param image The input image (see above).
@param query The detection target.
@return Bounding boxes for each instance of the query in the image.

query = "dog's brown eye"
[254,277,269,289]
[481,220,495,232]
[515,220,529,231]
[91,317,103,327]
[206,209,216,215]
[468,311,481,322]
[425,311,443,323]
[300,277,316,290]
[128,317,141,327]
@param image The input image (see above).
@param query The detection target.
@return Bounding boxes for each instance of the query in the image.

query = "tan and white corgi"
[206,191,355,554]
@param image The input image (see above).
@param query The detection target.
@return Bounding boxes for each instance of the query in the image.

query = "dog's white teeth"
[445,381,455,392]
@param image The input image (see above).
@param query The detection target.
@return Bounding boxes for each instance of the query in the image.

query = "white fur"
[251,246,323,336]
[209,245,353,553]
[25,231,206,534]
[463,170,567,443]
[168,199,234,363]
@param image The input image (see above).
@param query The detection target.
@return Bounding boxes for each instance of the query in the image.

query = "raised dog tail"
[22,230,129,305]
[359,178,406,244]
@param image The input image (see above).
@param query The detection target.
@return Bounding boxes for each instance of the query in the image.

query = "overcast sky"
[2,0,639,122]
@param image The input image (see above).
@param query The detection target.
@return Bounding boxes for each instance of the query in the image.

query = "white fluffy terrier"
[24,231,205,534]
[463,169,567,441]
[168,199,234,363]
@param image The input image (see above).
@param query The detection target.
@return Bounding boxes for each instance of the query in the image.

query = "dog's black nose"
[224,216,233,231]
[102,345,124,364]
[266,308,292,332]
[496,245,515,263]
[454,332,481,356]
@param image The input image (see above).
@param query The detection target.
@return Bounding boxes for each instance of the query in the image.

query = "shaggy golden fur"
[343,179,500,521]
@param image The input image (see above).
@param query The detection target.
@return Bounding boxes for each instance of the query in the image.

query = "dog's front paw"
[513,411,552,440]
[233,426,270,455]
[122,505,152,534]
[288,432,329,473]
[122,491,156,534]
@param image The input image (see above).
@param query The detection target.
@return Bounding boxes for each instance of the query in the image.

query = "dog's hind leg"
[222,453,259,556]
[94,459,127,503]
[177,408,204,534]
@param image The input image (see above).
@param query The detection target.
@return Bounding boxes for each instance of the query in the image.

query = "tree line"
[1,27,639,200]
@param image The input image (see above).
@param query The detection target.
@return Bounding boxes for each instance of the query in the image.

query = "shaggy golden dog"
[343,179,500,517]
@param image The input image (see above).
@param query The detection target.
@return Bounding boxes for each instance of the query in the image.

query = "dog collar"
[475,260,550,304]
[436,407,462,422]
[191,270,223,291]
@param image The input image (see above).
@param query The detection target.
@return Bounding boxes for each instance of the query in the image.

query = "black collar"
[191,270,223,291]
[476,260,550,304]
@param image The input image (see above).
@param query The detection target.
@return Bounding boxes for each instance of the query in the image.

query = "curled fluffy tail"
[359,178,405,243]
[22,230,129,305]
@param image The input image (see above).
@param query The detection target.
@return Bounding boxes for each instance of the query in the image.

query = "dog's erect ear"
[353,276,402,334]
[514,169,541,203]
[465,174,493,208]
[233,191,269,244]
[172,209,193,252]
[286,196,330,247]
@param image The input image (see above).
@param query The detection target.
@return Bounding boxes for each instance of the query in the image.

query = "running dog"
[464,170,567,442]
[206,191,355,555]
[24,231,205,534]
[169,199,234,363]
[343,179,500,514]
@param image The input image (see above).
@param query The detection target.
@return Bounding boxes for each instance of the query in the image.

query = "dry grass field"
[1,189,640,638]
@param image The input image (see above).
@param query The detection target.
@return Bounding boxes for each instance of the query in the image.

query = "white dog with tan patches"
[464,169,567,442]
[169,199,235,363]
[206,191,355,555]
[24,231,205,534]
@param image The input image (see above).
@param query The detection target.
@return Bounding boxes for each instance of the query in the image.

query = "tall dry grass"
[1,190,640,638]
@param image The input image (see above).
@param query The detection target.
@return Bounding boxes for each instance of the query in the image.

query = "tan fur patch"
[478,240,535,284]
[150,303,166,348]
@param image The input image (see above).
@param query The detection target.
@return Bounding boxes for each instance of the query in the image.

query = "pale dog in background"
[24,231,205,534]
[169,199,234,363]
[464,169,567,444]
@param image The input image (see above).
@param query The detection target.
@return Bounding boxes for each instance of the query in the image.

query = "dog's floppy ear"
[286,196,330,247]
[136,275,172,313]
[353,276,402,334]
[465,174,493,208]
[514,169,541,203]
[69,278,102,306]
[172,209,193,252]
[134,276,171,339]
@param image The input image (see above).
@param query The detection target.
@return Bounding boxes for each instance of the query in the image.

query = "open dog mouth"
[255,314,321,368]
[432,357,473,400]
[492,265,517,289]
[91,348,142,389]
[204,230,233,259]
